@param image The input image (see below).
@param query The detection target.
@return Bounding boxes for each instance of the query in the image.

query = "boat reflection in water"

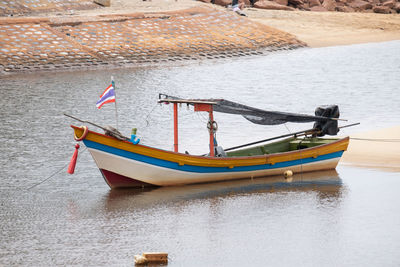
[103,169,344,212]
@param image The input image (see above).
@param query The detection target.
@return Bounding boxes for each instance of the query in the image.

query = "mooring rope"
[350,137,400,142]
[283,123,292,135]
[141,103,200,129]
[141,103,160,128]
[26,147,87,190]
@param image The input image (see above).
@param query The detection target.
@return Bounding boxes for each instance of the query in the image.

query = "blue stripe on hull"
[83,140,343,174]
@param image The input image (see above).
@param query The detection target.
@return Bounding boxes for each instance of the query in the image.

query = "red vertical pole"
[173,102,178,153]
[209,106,215,157]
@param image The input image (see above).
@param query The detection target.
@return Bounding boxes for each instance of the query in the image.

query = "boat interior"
[225,137,339,157]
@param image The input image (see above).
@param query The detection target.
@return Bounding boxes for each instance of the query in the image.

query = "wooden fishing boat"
[69,95,351,189]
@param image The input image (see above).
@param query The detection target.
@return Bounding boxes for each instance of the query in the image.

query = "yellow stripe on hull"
[72,126,349,168]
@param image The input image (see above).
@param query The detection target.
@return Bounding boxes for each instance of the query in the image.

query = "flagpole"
[111,76,119,129]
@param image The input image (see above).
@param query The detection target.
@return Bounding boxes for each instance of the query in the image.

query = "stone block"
[382,0,395,8]
[254,0,296,10]
[310,5,328,10]
[372,5,391,12]
[214,0,232,6]
[288,0,304,5]
[94,0,111,7]
[322,0,336,10]
[309,0,322,8]
[348,0,373,10]
[273,0,289,6]
[335,5,355,11]
[394,2,400,12]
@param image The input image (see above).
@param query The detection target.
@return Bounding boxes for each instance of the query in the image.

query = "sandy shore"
[66,0,400,48]
[246,8,400,47]
[341,126,400,172]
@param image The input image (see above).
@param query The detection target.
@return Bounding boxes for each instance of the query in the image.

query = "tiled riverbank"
[0,7,306,74]
[0,0,98,16]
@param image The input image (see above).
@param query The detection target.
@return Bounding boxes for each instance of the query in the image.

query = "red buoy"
[67,143,80,174]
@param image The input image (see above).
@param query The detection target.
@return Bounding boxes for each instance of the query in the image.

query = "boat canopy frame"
[158,94,350,157]
[158,94,220,157]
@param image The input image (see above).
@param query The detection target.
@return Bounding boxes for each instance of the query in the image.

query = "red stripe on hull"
[99,169,155,189]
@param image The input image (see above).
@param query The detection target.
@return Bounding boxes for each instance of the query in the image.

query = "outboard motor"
[313,105,340,136]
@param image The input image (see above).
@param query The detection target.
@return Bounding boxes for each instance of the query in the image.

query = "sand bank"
[246,8,400,47]
[341,126,400,172]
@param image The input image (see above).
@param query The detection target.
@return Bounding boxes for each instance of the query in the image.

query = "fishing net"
[158,94,340,136]
[212,99,331,125]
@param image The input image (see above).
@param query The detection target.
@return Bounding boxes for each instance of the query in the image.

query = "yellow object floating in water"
[284,170,293,178]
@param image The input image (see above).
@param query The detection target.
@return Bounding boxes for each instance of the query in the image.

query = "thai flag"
[96,84,115,109]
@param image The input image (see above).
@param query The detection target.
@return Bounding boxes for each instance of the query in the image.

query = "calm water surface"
[1,41,400,266]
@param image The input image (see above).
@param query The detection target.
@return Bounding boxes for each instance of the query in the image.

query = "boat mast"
[158,96,218,156]
[194,103,215,157]
[173,102,179,153]
[208,105,215,157]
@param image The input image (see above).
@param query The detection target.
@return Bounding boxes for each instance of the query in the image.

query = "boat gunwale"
[71,125,349,167]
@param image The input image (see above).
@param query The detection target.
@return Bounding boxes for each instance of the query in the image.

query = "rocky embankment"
[203,0,400,13]
[0,6,306,75]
